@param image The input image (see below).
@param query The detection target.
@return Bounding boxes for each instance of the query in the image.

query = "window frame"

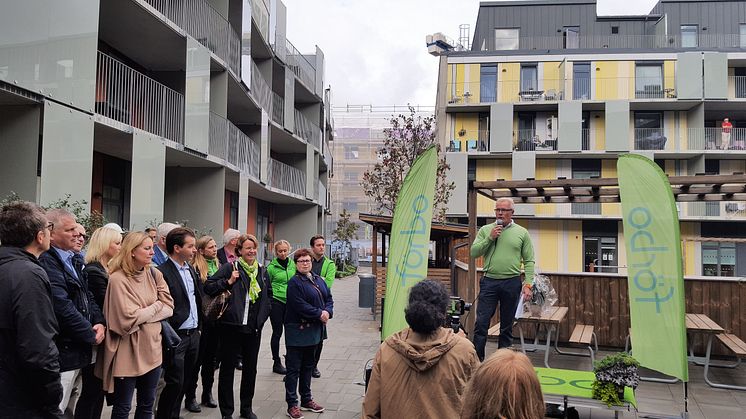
[494,28,520,50]
[680,24,699,48]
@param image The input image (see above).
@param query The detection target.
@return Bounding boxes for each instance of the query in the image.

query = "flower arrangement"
[591,352,640,407]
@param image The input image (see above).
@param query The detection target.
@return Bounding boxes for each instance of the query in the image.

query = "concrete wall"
[704,52,728,99]
[39,101,94,209]
[238,175,249,232]
[489,103,513,152]
[558,101,582,152]
[273,203,318,246]
[677,52,703,99]
[130,130,166,230]
[444,152,468,216]
[605,101,630,152]
[164,167,226,236]
[184,37,211,154]
[512,152,536,216]
[284,70,295,131]
[0,106,40,201]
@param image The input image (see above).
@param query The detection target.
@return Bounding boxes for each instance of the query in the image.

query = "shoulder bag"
[149,267,181,351]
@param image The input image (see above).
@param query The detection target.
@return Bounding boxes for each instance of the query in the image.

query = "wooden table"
[516,306,568,368]
[685,313,743,389]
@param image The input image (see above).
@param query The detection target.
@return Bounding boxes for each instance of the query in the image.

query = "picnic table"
[516,306,568,368]
[686,313,745,390]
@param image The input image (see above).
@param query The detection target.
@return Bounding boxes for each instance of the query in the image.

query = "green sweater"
[470,221,535,284]
[266,258,296,304]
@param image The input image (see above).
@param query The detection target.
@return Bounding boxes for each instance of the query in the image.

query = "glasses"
[46,222,54,231]
[494,208,513,213]
[296,259,312,264]
[76,234,87,241]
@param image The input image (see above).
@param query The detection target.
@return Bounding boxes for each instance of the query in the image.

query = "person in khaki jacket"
[362,280,479,419]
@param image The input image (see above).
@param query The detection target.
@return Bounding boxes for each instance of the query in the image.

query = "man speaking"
[470,197,535,361]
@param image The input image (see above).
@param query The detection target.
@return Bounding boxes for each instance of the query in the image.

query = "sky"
[282,0,659,107]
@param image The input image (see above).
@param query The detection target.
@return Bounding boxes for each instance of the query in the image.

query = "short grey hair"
[495,197,515,210]
[46,208,76,227]
[223,228,241,245]
[157,222,180,240]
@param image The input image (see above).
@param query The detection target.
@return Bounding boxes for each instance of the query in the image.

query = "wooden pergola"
[467,173,746,285]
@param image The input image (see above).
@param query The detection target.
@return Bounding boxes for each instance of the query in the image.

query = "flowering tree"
[361,107,455,222]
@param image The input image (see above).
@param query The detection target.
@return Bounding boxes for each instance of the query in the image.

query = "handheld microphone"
[495,219,503,240]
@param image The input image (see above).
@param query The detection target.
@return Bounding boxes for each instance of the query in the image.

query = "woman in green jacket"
[266,240,296,374]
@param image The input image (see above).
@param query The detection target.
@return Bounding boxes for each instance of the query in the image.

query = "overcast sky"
[283,0,659,107]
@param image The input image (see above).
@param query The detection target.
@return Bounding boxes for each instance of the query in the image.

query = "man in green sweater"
[470,197,535,361]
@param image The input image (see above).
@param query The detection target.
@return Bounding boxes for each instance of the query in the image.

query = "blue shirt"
[170,258,199,330]
[153,246,168,266]
[53,246,78,279]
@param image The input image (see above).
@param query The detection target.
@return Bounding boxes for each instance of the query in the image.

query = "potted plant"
[591,352,640,407]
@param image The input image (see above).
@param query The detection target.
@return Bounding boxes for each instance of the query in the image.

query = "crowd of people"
[0,200,336,419]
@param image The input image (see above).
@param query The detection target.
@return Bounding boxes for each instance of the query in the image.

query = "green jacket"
[470,221,535,285]
[266,258,296,303]
[317,256,337,290]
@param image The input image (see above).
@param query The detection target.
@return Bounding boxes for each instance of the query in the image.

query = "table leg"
[703,334,746,391]
[544,325,553,368]
[518,324,527,354]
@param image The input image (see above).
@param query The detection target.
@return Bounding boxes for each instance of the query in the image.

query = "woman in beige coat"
[96,231,174,419]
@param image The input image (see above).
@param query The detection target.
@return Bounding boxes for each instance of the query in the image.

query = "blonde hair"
[85,227,122,266]
[109,231,153,277]
[274,239,291,254]
[460,349,544,419]
[192,235,216,281]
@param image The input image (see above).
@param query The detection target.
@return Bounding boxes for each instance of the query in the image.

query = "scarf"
[206,258,220,277]
[238,258,261,303]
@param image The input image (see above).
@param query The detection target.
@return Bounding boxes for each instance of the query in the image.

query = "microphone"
[495,219,503,240]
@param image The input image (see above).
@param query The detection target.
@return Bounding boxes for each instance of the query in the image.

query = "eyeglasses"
[296,259,312,264]
[76,234,87,241]
[494,208,513,213]
[46,222,54,231]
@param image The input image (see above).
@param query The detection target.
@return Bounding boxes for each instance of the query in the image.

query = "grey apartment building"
[437,0,746,277]
[0,0,332,246]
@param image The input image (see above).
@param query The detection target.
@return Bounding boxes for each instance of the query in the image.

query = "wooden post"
[381,232,387,268]
[468,182,478,302]
[372,225,378,276]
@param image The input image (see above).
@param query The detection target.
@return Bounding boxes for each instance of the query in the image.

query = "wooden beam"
[519,195,621,204]
[372,226,378,276]
[491,187,620,198]
[475,177,618,189]
[468,185,478,305]
[676,193,746,202]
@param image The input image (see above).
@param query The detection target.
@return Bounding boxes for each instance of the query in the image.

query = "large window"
[583,220,618,273]
[229,191,239,229]
[344,145,359,159]
[740,24,746,48]
[573,62,591,100]
[564,26,580,49]
[520,64,538,92]
[494,28,519,50]
[702,242,736,277]
[634,112,665,150]
[480,65,497,103]
[635,64,663,98]
[681,24,698,48]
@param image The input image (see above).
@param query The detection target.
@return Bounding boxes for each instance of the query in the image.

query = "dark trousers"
[156,329,200,419]
[217,325,262,418]
[184,322,219,401]
[285,345,316,408]
[269,299,286,361]
[313,341,323,369]
[73,363,104,419]
[473,276,522,361]
[110,366,161,419]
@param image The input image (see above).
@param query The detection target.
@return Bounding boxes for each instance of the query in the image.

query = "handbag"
[202,288,231,320]
[149,268,181,351]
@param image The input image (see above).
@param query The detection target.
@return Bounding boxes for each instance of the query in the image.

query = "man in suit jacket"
[156,228,202,418]
[153,222,180,266]
[39,209,105,415]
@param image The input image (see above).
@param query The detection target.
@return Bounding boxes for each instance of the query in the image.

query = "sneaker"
[287,406,304,419]
[311,368,321,378]
[300,400,325,413]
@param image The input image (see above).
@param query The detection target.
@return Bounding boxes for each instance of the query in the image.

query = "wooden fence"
[374,268,452,317]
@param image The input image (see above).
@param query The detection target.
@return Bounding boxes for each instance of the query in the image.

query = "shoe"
[222,416,233,419]
[287,406,304,419]
[311,368,321,378]
[239,412,258,419]
[273,359,287,375]
[235,360,243,370]
[185,398,202,413]
[300,400,325,413]
[201,394,217,408]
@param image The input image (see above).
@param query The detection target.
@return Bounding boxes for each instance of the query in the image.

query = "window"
[572,160,601,215]
[344,145,359,159]
[342,201,359,213]
[573,62,591,100]
[516,113,536,150]
[494,28,519,50]
[480,65,497,103]
[564,26,580,49]
[611,26,619,34]
[229,191,239,229]
[702,242,736,277]
[520,65,538,92]
[344,171,359,181]
[740,24,746,48]
[681,24,698,48]
[583,220,618,273]
[634,112,665,150]
[635,64,663,98]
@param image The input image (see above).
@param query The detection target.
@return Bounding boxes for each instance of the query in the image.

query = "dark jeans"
[269,299,286,362]
[185,321,219,401]
[313,340,323,369]
[217,324,262,418]
[110,366,161,419]
[73,363,104,419]
[473,276,522,361]
[285,345,316,408]
[156,329,200,419]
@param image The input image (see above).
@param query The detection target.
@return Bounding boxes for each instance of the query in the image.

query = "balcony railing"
[581,128,590,150]
[633,128,667,150]
[268,158,306,196]
[295,111,321,149]
[208,112,260,177]
[686,127,746,151]
[498,34,746,51]
[251,0,270,42]
[142,0,184,27]
[286,39,316,90]
[729,76,746,99]
[271,92,284,125]
[572,203,602,215]
[448,130,489,152]
[95,51,184,143]
[513,130,557,151]
[250,60,272,112]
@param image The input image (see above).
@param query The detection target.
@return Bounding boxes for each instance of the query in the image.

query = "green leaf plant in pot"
[591,352,640,407]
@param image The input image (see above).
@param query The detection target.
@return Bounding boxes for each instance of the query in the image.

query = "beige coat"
[362,327,480,419]
[96,267,173,392]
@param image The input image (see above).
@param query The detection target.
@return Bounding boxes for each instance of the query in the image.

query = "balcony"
[268,158,306,196]
[494,33,746,52]
[142,0,184,27]
[251,0,270,43]
[729,76,746,99]
[95,51,184,143]
[271,92,284,125]
[208,112,260,177]
[686,128,746,151]
[448,130,489,152]
[633,128,667,150]
[513,130,557,151]
[250,60,272,112]
[286,39,316,90]
[295,111,321,149]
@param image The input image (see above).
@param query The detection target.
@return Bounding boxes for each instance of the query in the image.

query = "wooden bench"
[703,333,746,390]
[562,324,597,363]
[716,333,746,357]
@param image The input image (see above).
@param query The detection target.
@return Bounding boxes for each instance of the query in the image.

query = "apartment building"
[0,0,332,247]
[436,0,746,278]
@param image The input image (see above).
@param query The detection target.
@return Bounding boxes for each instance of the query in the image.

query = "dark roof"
[358,213,470,239]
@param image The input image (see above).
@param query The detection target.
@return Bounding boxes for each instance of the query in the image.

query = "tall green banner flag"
[618,154,688,381]
[381,146,439,340]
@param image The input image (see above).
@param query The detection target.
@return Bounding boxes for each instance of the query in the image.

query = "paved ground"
[102,267,746,418]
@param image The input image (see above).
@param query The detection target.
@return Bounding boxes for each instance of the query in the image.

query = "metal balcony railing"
[268,158,306,196]
[250,60,272,112]
[95,51,184,143]
[142,0,184,27]
[295,111,321,149]
[581,128,590,150]
[251,0,270,42]
[271,92,284,125]
[729,76,746,99]
[572,203,602,215]
[208,112,260,177]
[448,130,489,152]
[686,127,746,151]
[633,128,667,150]
[513,130,557,151]
[286,39,316,90]
[239,132,261,179]
[496,34,746,51]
